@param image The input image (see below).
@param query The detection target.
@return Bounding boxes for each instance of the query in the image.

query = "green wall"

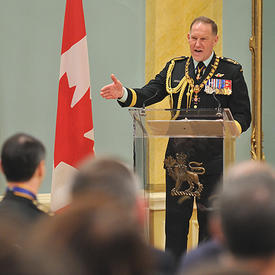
[224,0,275,165]
[263,0,275,166]
[1,0,271,193]
[223,0,252,162]
[0,0,145,193]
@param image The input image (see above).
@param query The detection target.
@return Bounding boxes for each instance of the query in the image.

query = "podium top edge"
[128,107,230,111]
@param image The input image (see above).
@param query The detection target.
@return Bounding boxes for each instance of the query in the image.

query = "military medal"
[205,79,232,95]
[193,85,200,109]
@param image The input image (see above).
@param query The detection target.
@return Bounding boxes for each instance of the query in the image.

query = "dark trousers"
[164,138,223,260]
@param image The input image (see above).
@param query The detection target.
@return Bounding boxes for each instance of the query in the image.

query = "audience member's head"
[219,161,275,258]
[0,133,46,183]
[27,193,152,275]
[72,156,144,224]
[0,213,82,275]
[71,156,175,274]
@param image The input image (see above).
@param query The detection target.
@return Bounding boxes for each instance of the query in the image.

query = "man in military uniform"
[100,16,251,259]
[0,133,47,223]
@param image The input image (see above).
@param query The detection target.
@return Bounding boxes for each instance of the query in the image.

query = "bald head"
[224,160,275,180]
[219,161,275,258]
[72,157,139,211]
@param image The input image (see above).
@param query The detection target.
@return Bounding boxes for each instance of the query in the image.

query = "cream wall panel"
[145,0,223,249]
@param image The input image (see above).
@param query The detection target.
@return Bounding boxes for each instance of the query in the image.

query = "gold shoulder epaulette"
[171,56,188,62]
[220,57,240,65]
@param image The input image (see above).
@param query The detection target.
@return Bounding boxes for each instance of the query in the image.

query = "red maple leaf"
[54,73,94,168]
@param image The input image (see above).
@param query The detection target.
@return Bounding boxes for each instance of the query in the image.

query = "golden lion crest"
[164,153,205,199]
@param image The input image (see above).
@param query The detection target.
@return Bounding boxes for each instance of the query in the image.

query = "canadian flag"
[51,0,95,212]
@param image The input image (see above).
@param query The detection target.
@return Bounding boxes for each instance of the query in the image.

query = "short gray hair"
[190,16,218,35]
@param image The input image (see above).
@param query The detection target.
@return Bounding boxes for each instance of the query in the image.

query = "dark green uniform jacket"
[118,53,251,133]
[0,190,46,223]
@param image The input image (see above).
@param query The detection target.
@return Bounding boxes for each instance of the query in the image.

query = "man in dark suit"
[0,133,47,223]
[100,16,251,259]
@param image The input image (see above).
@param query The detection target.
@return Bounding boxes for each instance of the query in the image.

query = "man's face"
[188,22,218,62]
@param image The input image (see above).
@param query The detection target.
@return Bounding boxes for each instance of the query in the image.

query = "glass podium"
[129,108,239,249]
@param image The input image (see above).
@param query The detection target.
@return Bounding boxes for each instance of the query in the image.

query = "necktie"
[196,62,206,80]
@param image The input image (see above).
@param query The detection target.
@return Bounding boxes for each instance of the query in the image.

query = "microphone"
[142,90,159,109]
[212,91,223,118]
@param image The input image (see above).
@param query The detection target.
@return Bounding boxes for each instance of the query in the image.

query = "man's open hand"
[100,74,124,99]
